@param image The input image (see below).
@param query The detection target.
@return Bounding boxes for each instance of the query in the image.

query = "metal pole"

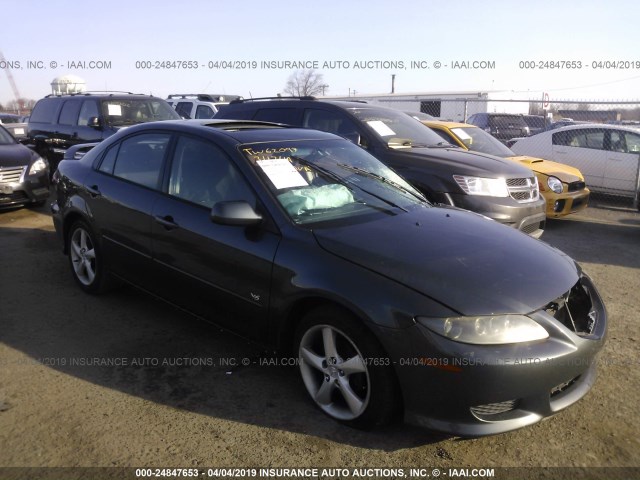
[634,153,640,210]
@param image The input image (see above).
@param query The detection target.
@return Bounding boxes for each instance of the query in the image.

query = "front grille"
[470,400,518,417]
[550,375,580,398]
[544,280,597,335]
[521,221,543,235]
[0,166,25,184]
[568,181,586,192]
[0,191,28,203]
[571,196,587,211]
[506,177,539,203]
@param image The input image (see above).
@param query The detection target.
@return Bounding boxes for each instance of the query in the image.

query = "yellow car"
[422,120,590,218]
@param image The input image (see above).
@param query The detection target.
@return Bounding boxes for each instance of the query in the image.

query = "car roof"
[225,97,389,111]
[42,92,164,101]
[118,119,343,143]
[423,120,473,129]
[546,123,640,134]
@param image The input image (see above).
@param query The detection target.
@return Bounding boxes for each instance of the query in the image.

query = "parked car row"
[422,120,590,218]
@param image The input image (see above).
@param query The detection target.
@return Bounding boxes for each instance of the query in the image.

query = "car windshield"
[0,115,21,124]
[450,127,515,157]
[349,107,448,148]
[0,126,16,144]
[101,99,179,126]
[242,138,428,225]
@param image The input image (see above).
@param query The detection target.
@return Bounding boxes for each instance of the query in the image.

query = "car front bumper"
[390,273,607,437]
[448,193,547,238]
[0,166,50,208]
[542,188,590,218]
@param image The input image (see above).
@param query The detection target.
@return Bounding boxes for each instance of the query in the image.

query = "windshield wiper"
[426,141,457,148]
[336,163,425,203]
[289,156,409,213]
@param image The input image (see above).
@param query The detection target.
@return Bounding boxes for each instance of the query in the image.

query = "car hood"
[509,155,584,182]
[0,143,36,168]
[396,147,534,177]
[313,206,579,316]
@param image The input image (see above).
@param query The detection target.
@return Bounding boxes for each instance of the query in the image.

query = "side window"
[111,133,171,189]
[623,131,640,153]
[553,129,604,149]
[78,100,100,126]
[303,108,359,135]
[98,144,119,174]
[608,130,627,152]
[552,130,570,146]
[195,105,215,119]
[303,108,367,147]
[168,136,255,208]
[59,100,82,126]
[30,98,59,124]
[253,108,298,124]
[175,102,193,119]
[583,129,605,150]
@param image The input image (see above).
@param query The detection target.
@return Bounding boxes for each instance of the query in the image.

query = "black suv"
[466,113,531,143]
[216,98,546,236]
[27,92,180,172]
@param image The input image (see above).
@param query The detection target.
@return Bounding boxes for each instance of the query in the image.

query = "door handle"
[154,215,179,230]
[86,185,101,197]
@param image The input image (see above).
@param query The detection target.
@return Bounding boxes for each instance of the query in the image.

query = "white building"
[322,91,534,122]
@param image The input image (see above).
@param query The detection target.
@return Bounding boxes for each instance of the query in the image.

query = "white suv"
[166,94,241,119]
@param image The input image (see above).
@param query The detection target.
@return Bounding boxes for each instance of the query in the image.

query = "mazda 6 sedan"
[51,120,607,436]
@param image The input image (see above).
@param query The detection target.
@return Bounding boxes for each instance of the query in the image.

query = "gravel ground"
[0,199,639,478]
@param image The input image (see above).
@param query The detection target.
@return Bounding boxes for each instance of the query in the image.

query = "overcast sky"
[1,0,640,105]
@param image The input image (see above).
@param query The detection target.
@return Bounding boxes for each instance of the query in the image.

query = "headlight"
[547,176,563,194]
[417,314,549,345]
[28,157,48,175]
[453,175,509,197]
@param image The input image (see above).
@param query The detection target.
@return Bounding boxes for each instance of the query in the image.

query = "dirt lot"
[0,198,639,477]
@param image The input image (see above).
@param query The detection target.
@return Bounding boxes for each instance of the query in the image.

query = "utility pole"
[0,50,23,114]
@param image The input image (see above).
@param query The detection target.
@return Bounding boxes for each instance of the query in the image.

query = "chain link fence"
[347,95,640,210]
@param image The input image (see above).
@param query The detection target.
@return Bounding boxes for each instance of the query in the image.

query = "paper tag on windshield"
[107,104,122,116]
[367,120,396,136]
[257,158,309,190]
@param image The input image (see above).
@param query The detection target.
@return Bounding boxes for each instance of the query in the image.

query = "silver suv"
[166,94,241,119]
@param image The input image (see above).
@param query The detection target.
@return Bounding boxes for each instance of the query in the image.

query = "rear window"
[29,98,59,124]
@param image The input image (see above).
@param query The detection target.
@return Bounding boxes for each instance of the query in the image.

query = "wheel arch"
[61,210,91,255]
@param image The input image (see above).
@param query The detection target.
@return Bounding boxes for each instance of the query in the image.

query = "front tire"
[295,306,400,429]
[67,220,109,293]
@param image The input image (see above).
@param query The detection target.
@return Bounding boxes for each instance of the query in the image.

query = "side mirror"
[88,117,102,129]
[211,201,262,226]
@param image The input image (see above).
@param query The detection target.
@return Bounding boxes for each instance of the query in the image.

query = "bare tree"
[4,98,36,114]
[283,70,328,97]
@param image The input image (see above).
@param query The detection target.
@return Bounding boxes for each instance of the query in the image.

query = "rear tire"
[295,306,400,429]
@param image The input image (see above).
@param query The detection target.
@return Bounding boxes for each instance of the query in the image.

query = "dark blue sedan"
[51,120,607,436]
